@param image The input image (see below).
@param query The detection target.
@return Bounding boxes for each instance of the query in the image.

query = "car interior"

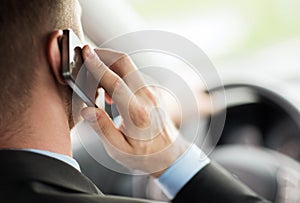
[72,0,300,202]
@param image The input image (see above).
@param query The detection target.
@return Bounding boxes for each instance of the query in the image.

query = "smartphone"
[60,29,97,107]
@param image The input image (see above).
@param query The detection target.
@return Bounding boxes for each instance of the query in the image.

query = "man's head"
[0,0,83,136]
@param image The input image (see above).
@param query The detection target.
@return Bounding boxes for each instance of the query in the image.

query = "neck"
[0,87,72,157]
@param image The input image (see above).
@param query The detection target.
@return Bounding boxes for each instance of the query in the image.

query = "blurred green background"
[126,0,300,59]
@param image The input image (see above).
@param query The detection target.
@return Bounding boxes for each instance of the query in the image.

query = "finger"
[82,46,141,126]
[82,45,113,95]
[82,45,134,108]
[94,48,136,78]
[81,107,131,151]
[94,48,146,91]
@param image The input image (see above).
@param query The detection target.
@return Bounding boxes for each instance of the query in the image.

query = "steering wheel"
[209,79,300,160]
[208,79,300,202]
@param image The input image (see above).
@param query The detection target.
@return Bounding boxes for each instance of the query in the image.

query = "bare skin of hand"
[80,45,190,177]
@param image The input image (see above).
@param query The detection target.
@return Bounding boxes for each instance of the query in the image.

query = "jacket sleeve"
[172,162,270,203]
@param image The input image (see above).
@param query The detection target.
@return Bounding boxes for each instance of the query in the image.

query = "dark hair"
[0,0,82,135]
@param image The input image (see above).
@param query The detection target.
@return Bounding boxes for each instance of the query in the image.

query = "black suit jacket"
[0,150,268,203]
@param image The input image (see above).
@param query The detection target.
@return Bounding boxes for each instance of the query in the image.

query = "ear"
[47,30,66,85]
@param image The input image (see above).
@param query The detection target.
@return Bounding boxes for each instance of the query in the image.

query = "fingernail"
[81,108,99,122]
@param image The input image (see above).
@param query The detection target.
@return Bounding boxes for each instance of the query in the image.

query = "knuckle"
[119,53,131,63]
[137,106,149,121]
[111,53,132,68]
[111,77,124,92]
[129,105,150,128]
[96,60,105,70]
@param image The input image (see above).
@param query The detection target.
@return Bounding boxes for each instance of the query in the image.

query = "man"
[0,0,268,202]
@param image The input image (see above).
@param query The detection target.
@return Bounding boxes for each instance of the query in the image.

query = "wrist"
[155,144,210,199]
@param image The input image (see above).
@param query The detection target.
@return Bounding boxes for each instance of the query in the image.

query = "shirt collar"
[21,148,81,171]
